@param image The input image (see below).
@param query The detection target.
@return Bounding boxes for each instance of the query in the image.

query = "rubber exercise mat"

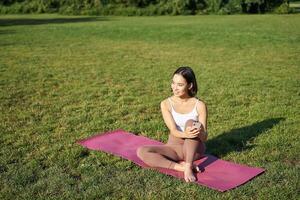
[77,129,265,192]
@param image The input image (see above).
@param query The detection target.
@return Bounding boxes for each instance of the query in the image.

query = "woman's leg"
[136,145,184,171]
[182,138,203,182]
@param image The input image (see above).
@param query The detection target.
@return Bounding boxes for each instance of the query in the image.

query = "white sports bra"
[168,97,199,132]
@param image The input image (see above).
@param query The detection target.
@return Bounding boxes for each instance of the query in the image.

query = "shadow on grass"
[0,17,108,26]
[206,117,285,157]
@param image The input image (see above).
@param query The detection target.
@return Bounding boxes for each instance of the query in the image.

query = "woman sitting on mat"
[137,66,208,183]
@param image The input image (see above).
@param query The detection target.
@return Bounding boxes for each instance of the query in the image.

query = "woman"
[137,66,208,183]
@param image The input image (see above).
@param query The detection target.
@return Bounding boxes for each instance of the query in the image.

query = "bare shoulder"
[196,98,207,112]
[160,98,171,111]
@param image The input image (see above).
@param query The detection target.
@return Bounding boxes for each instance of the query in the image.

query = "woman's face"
[171,74,190,97]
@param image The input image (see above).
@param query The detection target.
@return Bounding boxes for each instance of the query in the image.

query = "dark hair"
[173,66,198,97]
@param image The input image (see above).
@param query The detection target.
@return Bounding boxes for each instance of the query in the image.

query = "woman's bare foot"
[178,161,200,173]
[184,163,196,182]
[173,162,185,171]
[172,161,200,174]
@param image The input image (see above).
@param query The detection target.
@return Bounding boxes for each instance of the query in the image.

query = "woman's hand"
[184,126,200,138]
[187,121,207,142]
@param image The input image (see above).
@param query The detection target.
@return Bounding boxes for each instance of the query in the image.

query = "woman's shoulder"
[195,97,207,111]
[195,97,206,104]
[160,97,172,111]
[160,97,169,104]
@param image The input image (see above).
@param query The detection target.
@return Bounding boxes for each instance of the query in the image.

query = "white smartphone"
[192,121,201,130]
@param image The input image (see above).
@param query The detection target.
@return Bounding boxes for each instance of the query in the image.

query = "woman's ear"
[188,83,193,90]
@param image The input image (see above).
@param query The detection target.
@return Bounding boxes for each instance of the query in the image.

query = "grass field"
[0,14,299,199]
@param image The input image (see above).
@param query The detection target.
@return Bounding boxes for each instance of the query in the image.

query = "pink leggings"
[136,137,205,169]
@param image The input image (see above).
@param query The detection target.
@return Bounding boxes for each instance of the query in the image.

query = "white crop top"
[168,98,199,132]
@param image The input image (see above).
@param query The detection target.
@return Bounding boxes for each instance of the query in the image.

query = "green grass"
[0,14,299,199]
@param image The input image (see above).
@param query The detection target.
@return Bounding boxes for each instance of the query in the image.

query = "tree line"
[0,0,294,15]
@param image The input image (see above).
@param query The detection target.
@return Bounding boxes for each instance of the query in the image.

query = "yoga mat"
[77,129,265,192]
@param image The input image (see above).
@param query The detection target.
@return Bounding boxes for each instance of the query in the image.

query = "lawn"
[0,14,299,199]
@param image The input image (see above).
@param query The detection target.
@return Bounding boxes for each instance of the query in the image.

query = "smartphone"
[192,121,201,130]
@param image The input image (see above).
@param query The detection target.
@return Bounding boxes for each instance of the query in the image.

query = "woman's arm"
[160,100,198,139]
[196,100,208,142]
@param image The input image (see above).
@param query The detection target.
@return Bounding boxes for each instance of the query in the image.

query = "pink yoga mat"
[77,129,265,192]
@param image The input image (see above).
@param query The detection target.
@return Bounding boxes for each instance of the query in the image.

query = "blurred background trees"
[0,0,297,15]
